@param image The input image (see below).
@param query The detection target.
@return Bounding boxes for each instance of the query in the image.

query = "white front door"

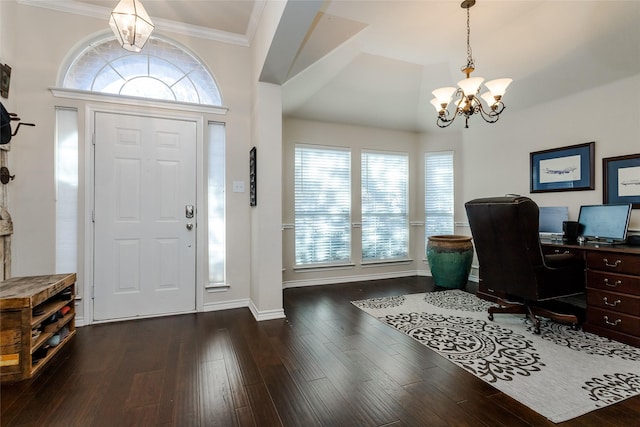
[93,112,197,321]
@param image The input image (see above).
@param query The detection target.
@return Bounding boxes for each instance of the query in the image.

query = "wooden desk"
[541,241,640,347]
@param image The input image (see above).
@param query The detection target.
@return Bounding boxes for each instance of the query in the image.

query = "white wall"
[3,3,256,321]
[462,73,640,232]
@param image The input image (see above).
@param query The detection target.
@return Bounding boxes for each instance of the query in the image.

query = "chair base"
[488,298,580,334]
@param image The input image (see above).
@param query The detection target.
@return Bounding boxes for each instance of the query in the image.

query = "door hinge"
[92,133,96,145]
[92,211,95,223]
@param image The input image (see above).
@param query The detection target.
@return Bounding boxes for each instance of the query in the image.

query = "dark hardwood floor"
[2,277,639,426]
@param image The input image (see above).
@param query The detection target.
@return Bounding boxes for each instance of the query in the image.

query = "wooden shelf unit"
[0,273,76,382]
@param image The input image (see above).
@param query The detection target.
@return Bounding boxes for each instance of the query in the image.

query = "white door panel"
[93,112,196,321]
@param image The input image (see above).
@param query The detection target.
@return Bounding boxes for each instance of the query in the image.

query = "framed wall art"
[603,153,640,208]
[0,64,10,99]
[249,146,257,206]
[530,142,595,193]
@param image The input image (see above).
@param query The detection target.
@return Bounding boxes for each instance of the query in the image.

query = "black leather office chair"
[465,196,585,334]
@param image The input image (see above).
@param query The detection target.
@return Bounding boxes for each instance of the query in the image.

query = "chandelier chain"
[465,6,475,71]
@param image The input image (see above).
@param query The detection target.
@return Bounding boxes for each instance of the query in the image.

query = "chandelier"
[431,0,512,128]
[109,0,155,52]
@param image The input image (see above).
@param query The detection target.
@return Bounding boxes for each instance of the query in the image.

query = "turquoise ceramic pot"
[427,235,474,289]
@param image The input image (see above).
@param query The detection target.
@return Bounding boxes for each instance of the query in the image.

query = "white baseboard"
[248,300,286,321]
[203,298,250,312]
[283,269,432,289]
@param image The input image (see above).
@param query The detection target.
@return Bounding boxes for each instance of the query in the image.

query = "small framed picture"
[249,147,257,206]
[0,64,11,99]
[603,153,640,209]
[530,142,595,193]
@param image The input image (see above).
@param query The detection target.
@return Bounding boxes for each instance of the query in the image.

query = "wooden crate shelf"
[0,273,76,383]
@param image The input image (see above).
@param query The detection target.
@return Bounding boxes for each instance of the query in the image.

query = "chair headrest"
[465,196,535,207]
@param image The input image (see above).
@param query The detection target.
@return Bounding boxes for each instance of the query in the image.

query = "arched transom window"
[63,36,221,106]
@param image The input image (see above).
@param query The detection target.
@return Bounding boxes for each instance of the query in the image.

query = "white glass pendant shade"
[480,92,496,107]
[432,87,457,106]
[457,76,484,97]
[109,0,154,52]
[484,78,512,98]
[430,98,444,113]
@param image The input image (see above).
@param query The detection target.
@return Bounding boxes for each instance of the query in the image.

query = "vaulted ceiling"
[35,0,640,133]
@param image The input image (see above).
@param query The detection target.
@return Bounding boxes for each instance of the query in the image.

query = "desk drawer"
[542,246,584,257]
[586,251,640,276]
[586,307,640,337]
[586,270,640,296]
[587,289,640,316]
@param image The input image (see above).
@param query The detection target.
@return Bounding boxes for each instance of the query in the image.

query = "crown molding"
[18,0,256,46]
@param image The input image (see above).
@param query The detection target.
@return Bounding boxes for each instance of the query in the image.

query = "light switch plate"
[232,181,245,193]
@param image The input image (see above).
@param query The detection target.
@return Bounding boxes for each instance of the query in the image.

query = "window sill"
[293,263,356,273]
[205,284,230,293]
[361,259,413,267]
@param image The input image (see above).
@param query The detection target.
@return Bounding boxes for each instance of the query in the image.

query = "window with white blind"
[55,107,78,274]
[425,151,454,238]
[362,151,409,261]
[295,146,351,266]
[207,122,226,286]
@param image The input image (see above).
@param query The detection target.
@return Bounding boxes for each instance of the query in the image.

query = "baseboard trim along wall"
[249,301,286,321]
[283,269,429,289]
[203,298,250,312]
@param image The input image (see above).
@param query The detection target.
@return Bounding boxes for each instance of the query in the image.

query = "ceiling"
[33,1,640,133]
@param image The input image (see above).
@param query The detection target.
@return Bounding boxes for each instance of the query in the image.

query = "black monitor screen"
[578,204,632,243]
[539,206,569,234]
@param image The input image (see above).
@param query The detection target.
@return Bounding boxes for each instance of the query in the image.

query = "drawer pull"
[603,278,622,288]
[603,316,621,326]
[602,258,621,268]
[602,297,621,307]
[554,250,570,254]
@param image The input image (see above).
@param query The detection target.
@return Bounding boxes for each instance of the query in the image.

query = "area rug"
[352,290,640,423]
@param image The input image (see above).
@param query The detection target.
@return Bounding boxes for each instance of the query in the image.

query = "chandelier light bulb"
[484,78,512,99]
[480,91,496,107]
[457,77,484,97]
[430,98,445,113]
[432,87,457,106]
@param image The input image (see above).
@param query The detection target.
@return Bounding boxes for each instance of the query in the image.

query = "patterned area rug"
[352,290,640,423]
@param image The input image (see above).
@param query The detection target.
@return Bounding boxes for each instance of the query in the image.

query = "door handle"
[185,205,194,218]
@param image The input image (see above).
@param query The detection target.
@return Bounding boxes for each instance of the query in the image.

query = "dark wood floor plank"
[244,382,282,427]
[268,333,327,383]
[171,340,200,427]
[125,370,164,409]
[1,276,637,426]
[198,358,238,426]
[217,328,251,410]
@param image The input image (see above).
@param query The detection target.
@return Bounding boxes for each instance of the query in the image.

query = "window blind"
[361,151,409,260]
[425,151,454,238]
[207,122,225,284]
[295,146,351,265]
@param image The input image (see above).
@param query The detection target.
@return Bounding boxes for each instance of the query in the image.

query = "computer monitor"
[538,206,569,234]
[577,204,632,244]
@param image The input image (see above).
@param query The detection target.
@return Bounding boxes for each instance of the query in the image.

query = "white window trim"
[50,87,228,115]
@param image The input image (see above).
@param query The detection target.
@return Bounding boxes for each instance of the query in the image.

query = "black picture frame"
[249,147,257,206]
[0,64,11,99]
[603,153,640,209]
[530,142,595,193]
